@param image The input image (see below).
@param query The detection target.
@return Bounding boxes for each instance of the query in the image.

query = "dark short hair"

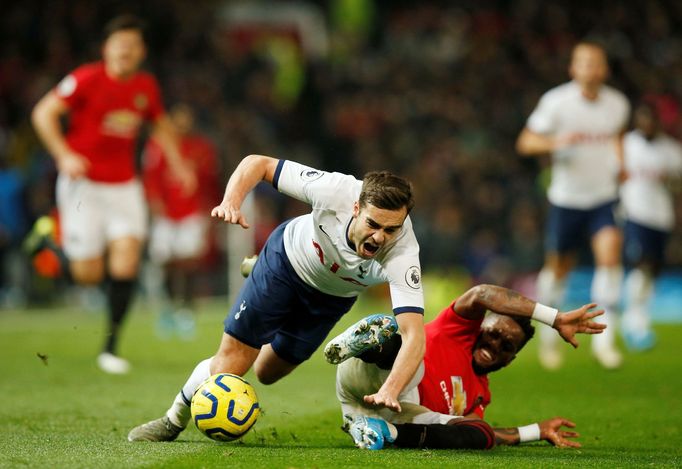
[359,171,415,213]
[103,14,147,41]
[511,316,535,351]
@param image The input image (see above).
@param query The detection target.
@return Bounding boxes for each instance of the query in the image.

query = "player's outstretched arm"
[211,154,279,228]
[493,417,580,448]
[454,284,605,348]
[363,312,424,412]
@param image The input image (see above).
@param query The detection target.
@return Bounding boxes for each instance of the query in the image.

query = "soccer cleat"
[128,415,184,442]
[22,216,57,256]
[97,352,131,374]
[348,416,395,450]
[592,345,623,370]
[324,314,398,365]
[622,329,656,352]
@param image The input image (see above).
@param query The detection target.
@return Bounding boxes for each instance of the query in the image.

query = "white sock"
[536,268,566,348]
[385,421,398,441]
[166,357,212,428]
[623,268,653,333]
[590,266,623,351]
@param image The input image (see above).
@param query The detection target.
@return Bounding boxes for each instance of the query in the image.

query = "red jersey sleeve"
[53,63,99,110]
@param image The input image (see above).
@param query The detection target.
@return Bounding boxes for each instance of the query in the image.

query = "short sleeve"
[526,93,557,135]
[54,66,93,109]
[273,160,360,206]
[382,220,424,314]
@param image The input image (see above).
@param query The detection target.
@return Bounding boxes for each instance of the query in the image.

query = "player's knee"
[253,364,284,385]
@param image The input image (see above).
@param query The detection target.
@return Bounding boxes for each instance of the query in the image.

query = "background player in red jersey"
[31,15,194,374]
[329,284,604,449]
[143,103,220,338]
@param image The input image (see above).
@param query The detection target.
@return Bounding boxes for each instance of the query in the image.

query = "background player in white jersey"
[128,155,426,441]
[621,102,682,351]
[516,42,631,370]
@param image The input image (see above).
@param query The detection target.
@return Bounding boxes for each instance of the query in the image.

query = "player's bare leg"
[253,344,298,384]
[590,226,623,369]
[536,253,573,370]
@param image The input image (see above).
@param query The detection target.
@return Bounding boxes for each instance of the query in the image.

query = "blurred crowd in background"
[1,0,682,305]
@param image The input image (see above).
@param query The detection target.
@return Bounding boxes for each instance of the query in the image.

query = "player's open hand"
[211,202,250,228]
[57,150,90,179]
[554,303,606,348]
[364,390,401,413]
[539,417,581,448]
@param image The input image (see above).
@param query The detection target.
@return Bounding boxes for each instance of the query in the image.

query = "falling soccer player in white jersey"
[516,42,631,370]
[128,155,426,442]
[620,102,682,351]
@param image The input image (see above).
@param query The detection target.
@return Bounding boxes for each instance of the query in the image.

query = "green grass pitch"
[0,295,680,468]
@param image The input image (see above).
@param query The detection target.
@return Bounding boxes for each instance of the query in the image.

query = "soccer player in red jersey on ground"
[143,103,220,338]
[31,15,194,374]
[328,284,605,450]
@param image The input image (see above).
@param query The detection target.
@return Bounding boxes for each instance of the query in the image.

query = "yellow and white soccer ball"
[191,373,260,441]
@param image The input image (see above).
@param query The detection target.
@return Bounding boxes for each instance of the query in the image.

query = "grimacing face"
[348,202,407,259]
[569,44,608,89]
[103,29,146,79]
[471,314,526,375]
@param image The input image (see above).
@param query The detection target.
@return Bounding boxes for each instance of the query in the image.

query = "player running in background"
[516,42,630,370]
[31,15,194,374]
[128,155,426,441]
[620,102,682,351]
[143,103,220,339]
[328,284,604,450]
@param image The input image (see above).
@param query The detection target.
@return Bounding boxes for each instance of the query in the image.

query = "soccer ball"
[191,373,260,441]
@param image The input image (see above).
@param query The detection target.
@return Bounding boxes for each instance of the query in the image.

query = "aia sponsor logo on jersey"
[102,110,143,138]
[405,265,421,289]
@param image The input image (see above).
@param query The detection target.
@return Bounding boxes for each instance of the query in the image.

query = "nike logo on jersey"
[318,224,332,239]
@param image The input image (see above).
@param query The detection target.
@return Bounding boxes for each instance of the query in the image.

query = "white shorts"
[335,358,455,425]
[56,175,147,260]
[148,214,209,264]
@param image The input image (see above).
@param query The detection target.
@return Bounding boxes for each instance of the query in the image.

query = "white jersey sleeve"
[273,159,358,207]
[526,92,559,135]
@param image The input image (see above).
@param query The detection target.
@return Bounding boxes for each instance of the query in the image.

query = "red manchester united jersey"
[417,300,491,418]
[142,135,219,220]
[55,62,163,183]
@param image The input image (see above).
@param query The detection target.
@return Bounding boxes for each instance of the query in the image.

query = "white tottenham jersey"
[273,160,424,313]
[527,81,630,209]
[621,130,682,231]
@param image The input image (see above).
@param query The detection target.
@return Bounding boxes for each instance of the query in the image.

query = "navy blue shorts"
[623,220,668,268]
[545,200,618,253]
[224,221,357,365]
